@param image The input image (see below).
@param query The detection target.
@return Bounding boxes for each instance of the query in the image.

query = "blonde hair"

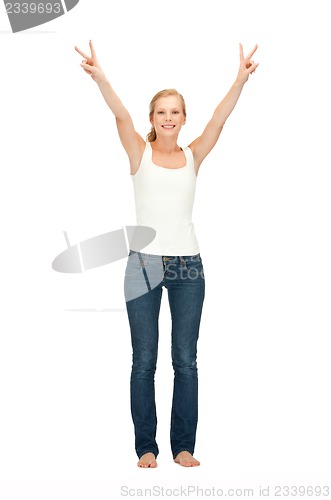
[147,89,186,142]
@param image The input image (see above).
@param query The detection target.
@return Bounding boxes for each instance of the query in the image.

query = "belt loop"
[179,256,186,267]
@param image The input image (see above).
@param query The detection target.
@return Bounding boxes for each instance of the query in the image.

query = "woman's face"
[151,95,186,138]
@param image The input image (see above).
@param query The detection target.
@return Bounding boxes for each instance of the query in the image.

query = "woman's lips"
[162,125,175,129]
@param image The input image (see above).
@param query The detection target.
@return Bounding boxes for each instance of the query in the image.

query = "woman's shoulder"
[183,144,194,158]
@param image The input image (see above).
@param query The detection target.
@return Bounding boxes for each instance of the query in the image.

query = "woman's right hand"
[75,40,106,84]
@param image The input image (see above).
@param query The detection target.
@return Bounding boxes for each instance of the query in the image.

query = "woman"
[75,40,259,468]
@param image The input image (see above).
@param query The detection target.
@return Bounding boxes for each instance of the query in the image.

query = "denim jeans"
[124,250,205,459]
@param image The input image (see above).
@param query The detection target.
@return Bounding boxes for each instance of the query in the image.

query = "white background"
[1,0,330,498]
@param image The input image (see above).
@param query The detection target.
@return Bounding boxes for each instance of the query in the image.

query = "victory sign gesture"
[75,39,106,84]
[236,43,259,85]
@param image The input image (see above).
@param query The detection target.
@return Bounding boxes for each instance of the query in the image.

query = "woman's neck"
[151,137,181,154]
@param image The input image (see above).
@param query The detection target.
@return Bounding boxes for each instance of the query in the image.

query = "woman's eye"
[158,111,164,114]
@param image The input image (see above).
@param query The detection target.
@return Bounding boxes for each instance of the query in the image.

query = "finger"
[239,42,244,63]
[246,44,258,60]
[248,61,259,74]
[75,45,90,59]
[89,39,96,59]
[82,59,93,67]
[80,62,95,73]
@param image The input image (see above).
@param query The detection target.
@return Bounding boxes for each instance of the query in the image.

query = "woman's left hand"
[236,43,259,85]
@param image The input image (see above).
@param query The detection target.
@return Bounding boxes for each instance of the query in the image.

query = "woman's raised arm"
[189,43,259,169]
[75,40,145,170]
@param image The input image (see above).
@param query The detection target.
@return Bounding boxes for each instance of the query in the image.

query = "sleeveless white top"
[130,141,200,256]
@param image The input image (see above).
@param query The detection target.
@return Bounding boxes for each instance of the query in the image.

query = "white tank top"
[130,141,200,256]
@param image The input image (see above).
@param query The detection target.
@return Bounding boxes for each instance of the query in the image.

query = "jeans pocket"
[184,254,204,280]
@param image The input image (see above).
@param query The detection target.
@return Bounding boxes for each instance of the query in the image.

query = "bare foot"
[174,451,200,467]
[137,452,157,468]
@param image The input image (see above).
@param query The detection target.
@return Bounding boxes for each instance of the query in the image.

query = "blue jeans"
[124,250,205,459]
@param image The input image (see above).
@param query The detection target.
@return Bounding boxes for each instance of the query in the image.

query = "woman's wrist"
[96,73,108,86]
[234,78,245,88]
